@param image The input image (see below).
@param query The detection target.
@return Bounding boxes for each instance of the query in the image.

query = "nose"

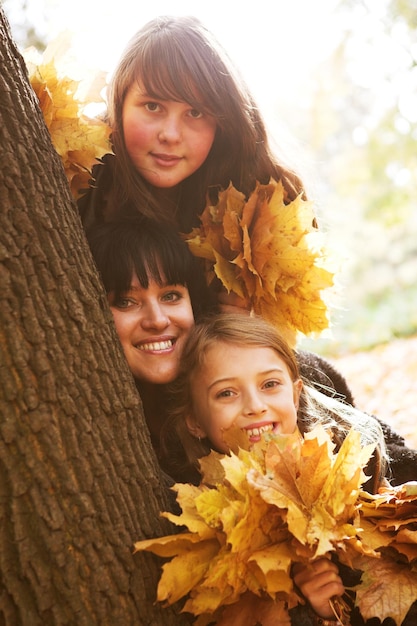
[242,389,268,418]
[158,114,182,143]
[140,300,170,330]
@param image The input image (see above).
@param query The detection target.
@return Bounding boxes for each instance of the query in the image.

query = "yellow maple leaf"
[163,482,218,539]
[24,33,112,199]
[184,181,335,345]
[159,539,221,605]
[248,542,294,594]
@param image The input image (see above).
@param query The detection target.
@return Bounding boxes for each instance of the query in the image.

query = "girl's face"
[108,273,194,385]
[187,342,302,452]
[122,81,217,190]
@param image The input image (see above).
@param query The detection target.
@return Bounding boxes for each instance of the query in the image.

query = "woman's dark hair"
[87,217,215,319]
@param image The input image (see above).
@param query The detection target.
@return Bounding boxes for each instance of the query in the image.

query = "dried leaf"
[185,181,335,344]
[354,555,417,625]
[24,34,112,199]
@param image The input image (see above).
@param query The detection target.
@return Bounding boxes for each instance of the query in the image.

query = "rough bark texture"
[0,10,189,625]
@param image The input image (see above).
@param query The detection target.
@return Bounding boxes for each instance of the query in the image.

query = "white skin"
[108,273,194,385]
[122,80,217,193]
[186,342,303,451]
[187,341,344,619]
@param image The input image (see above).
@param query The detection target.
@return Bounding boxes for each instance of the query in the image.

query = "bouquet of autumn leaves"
[185,182,335,346]
[135,426,417,625]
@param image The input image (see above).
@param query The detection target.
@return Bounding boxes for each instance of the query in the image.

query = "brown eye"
[145,102,161,112]
[189,108,203,119]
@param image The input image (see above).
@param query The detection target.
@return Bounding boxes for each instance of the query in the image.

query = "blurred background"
[3,0,417,356]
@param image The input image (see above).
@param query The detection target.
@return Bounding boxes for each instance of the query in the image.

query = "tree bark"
[0,9,188,625]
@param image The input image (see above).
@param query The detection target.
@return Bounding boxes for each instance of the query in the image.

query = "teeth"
[138,340,173,351]
[246,424,274,437]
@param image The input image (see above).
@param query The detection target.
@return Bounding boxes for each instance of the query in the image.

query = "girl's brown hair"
[106,15,305,230]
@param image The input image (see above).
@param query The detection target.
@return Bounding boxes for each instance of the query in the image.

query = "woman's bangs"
[136,244,189,290]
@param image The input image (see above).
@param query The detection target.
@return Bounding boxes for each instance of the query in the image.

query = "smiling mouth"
[245,423,275,438]
[137,339,175,351]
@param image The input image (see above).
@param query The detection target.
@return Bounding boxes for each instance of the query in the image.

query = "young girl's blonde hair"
[161,313,387,490]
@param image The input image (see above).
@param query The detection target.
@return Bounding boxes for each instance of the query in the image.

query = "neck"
[135,381,168,443]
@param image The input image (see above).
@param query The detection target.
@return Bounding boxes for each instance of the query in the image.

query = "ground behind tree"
[330,334,417,451]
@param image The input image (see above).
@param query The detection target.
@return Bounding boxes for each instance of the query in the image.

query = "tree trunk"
[0,10,188,625]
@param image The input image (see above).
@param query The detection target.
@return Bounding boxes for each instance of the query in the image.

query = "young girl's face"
[187,342,302,452]
[108,273,194,385]
[122,80,217,190]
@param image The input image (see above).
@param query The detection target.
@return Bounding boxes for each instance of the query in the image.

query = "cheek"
[285,400,299,433]
[191,125,216,163]
[178,302,195,330]
[123,113,150,153]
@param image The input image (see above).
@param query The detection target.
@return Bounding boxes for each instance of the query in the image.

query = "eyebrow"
[208,368,286,390]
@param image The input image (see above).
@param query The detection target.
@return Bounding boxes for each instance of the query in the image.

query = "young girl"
[163,312,387,488]
[161,312,392,625]
[77,14,305,233]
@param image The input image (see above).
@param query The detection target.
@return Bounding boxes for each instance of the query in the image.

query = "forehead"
[201,343,290,374]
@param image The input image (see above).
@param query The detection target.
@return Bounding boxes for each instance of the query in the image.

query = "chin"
[150,371,178,385]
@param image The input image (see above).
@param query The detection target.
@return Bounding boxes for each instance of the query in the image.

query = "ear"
[293,378,303,410]
[185,415,207,439]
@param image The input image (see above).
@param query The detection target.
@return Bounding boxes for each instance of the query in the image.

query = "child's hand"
[292,558,345,619]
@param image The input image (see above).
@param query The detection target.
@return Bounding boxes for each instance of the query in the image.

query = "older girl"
[78,14,304,232]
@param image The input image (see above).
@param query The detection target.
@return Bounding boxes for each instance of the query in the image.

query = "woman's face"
[108,273,194,385]
[122,80,217,189]
[187,342,302,452]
